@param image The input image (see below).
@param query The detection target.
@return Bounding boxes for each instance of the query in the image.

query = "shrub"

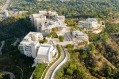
[52,27,58,32]
[39,38,47,43]
[56,44,61,54]
[101,32,109,42]
[59,36,64,42]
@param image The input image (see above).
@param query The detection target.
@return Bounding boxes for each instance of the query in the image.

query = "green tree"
[89,44,95,53]
[101,32,109,41]
[66,68,73,75]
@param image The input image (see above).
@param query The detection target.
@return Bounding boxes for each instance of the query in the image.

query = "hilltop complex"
[19,11,106,66]
[17,10,107,79]
[19,11,104,66]
[30,10,66,36]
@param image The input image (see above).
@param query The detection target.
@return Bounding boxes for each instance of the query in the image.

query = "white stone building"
[30,10,66,36]
[72,30,89,44]
[78,18,101,29]
[34,44,57,65]
[19,32,57,65]
[78,18,105,33]
[19,32,43,58]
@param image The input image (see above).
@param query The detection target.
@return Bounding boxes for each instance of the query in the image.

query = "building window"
[25,46,32,51]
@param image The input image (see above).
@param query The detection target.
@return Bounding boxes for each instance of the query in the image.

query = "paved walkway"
[0,41,5,55]
[2,71,15,79]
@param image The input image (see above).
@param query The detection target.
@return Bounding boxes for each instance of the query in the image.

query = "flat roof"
[37,45,51,56]
[73,30,86,35]
[19,32,42,45]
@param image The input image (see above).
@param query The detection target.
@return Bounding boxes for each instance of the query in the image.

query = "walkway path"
[0,41,5,55]
[2,71,15,79]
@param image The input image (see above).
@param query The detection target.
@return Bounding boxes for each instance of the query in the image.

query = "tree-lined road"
[44,45,69,79]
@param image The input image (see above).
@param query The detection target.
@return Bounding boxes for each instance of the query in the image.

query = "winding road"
[44,45,69,79]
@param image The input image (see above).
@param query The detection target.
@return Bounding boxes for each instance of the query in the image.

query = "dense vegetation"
[0,16,35,41]
[105,23,119,33]
[56,44,95,79]
[56,61,91,79]
[9,0,119,19]
[0,15,35,79]
[0,39,35,79]
[33,64,46,79]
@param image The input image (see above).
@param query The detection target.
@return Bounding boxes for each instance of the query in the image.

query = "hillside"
[56,26,119,79]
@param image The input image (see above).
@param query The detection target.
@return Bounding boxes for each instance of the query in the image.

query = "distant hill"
[8,0,119,19]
